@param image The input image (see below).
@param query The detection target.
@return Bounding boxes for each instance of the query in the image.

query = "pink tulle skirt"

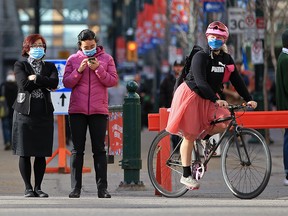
[166,82,230,140]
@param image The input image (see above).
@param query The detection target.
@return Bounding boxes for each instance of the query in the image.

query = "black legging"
[69,114,108,190]
[19,156,46,190]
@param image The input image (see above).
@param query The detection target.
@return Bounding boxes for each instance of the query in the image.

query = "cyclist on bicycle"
[166,21,257,189]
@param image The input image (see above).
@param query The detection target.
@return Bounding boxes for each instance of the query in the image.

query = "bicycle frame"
[199,106,251,168]
[167,105,251,171]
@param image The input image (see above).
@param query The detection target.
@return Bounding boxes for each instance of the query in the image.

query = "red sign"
[245,14,255,27]
[106,111,123,155]
[256,17,265,29]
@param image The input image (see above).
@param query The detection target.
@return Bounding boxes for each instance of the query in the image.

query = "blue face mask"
[83,47,97,57]
[208,38,224,50]
[29,47,45,59]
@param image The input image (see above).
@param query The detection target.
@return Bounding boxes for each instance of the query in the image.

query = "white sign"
[244,12,257,41]
[46,59,71,115]
[51,91,71,115]
[228,8,245,34]
[251,40,264,64]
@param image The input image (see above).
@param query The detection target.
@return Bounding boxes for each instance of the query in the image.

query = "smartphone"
[88,57,96,62]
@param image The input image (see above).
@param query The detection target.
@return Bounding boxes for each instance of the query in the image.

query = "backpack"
[173,45,203,93]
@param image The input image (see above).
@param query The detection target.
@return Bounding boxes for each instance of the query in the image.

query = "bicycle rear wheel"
[221,128,271,199]
[147,130,188,197]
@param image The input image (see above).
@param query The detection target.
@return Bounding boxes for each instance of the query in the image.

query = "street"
[0,196,287,216]
[0,127,288,216]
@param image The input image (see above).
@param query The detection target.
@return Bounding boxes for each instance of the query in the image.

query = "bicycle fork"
[234,126,252,166]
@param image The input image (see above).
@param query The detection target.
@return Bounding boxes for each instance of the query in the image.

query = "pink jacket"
[63,46,118,115]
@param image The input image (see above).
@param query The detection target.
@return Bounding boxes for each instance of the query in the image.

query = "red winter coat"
[63,46,118,115]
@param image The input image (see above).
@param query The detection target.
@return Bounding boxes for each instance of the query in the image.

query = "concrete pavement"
[0,126,288,200]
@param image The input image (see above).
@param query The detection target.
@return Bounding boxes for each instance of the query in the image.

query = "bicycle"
[147,104,272,199]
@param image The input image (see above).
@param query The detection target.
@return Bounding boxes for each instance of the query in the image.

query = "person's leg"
[65,115,71,146]
[69,114,87,197]
[207,123,227,136]
[171,134,181,153]
[283,129,288,184]
[33,157,48,197]
[180,137,194,168]
[179,137,200,189]
[7,116,12,143]
[2,117,11,149]
[88,114,110,198]
[19,156,35,197]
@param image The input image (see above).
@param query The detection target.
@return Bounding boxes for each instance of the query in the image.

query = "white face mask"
[6,74,15,82]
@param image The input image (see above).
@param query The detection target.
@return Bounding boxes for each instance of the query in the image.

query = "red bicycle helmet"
[205,21,229,41]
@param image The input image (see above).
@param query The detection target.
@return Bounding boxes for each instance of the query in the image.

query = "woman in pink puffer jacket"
[63,29,118,199]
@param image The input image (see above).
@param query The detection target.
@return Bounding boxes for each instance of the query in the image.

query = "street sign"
[228,7,245,34]
[51,91,71,115]
[244,12,257,41]
[46,59,71,115]
[203,1,225,12]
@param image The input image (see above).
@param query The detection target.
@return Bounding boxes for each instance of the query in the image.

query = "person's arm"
[34,62,59,89]
[192,52,219,102]
[94,55,118,87]
[63,56,84,89]
[280,57,288,96]
[14,61,39,92]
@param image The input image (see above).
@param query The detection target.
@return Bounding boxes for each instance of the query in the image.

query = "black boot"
[34,188,49,198]
[93,153,108,192]
[70,151,84,191]
[69,188,81,198]
[24,189,36,197]
[98,189,111,198]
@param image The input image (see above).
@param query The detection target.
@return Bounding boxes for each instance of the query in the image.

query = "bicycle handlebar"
[227,103,253,112]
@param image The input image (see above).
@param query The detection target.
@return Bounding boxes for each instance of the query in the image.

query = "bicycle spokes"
[221,128,271,199]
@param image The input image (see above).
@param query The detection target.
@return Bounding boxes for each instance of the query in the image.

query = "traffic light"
[126,41,138,62]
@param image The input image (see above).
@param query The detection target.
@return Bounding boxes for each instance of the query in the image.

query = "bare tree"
[257,0,288,109]
[254,0,288,142]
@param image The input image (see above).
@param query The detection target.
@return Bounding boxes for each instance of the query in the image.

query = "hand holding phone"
[87,57,99,70]
[88,57,96,63]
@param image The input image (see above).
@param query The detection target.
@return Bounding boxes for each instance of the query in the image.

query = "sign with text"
[46,59,71,115]
[228,7,245,34]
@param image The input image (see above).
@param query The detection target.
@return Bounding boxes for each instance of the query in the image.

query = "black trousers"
[69,114,108,190]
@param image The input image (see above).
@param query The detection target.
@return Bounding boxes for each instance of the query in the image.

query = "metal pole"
[118,80,145,190]
[34,0,40,34]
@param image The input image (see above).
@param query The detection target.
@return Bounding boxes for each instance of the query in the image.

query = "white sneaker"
[180,176,200,189]
[284,178,288,186]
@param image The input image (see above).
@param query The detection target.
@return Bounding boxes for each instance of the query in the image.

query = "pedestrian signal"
[126,41,138,62]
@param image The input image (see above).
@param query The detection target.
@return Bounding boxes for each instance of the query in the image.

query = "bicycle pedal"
[186,186,200,191]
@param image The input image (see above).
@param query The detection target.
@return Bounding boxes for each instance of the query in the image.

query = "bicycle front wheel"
[147,130,188,198]
[221,128,271,199]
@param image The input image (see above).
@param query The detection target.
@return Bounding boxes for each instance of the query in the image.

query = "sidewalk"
[0,126,287,199]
